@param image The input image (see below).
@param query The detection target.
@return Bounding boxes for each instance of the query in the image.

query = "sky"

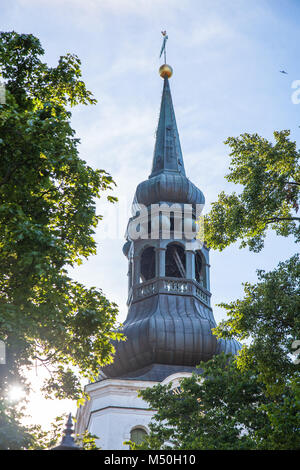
[1,0,300,430]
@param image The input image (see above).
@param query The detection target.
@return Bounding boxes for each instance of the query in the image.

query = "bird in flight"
[279,70,288,74]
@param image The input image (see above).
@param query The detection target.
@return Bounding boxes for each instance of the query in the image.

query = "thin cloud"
[18,0,187,17]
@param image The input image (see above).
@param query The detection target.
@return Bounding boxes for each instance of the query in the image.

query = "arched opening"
[130,427,148,446]
[140,246,156,281]
[165,243,186,278]
[195,251,206,288]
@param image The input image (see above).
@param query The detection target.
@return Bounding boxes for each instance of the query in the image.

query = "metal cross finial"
[160,30,168,64]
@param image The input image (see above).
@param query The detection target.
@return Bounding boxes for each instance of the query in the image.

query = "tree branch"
[265,217,300,224]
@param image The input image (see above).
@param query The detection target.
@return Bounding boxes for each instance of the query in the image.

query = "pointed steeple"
[150,75,185,178]
[135,66,205,209]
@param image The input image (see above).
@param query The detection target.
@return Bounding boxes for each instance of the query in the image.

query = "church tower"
[75,62,240,450]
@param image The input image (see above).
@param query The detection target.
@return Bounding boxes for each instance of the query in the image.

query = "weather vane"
[158,31,173,79]
[159,30,168,64]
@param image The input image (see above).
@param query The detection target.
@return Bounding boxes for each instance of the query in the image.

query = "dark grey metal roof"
[134,172,205,208]
[150,77,185,178]
[102,293,239,380]
[114,363,203,382]
[215,337,241,356]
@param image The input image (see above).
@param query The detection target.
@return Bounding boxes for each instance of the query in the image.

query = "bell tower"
[75,62,240,450]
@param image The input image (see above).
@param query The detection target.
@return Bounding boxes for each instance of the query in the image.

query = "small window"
[130,427,148,445]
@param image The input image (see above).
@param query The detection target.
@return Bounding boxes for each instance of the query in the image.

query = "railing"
[163,279,189,294]
[132,277,211,306]
[195,286,210,305]
[136,281,157,298]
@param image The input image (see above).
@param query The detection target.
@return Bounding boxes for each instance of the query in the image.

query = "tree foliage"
[27,414,100,450]
[0,31,122,448]
[204,131,300,252]
[0,399,33,450]
[214,255,300,394]
[132,354,299,450]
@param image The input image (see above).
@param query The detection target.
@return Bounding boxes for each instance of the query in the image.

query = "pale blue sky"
[1,0,299,427]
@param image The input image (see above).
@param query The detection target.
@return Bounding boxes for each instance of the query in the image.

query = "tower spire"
[150,72,186,178]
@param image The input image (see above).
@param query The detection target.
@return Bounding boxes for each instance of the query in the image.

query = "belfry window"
[130,427,148,446]
[165,243,186,278]
[140,247,156,281]
[195,251,206,288]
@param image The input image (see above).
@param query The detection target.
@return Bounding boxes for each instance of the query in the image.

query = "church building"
[75,61,240,450]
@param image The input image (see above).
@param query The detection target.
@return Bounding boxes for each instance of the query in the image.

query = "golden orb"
[159,64,173,79]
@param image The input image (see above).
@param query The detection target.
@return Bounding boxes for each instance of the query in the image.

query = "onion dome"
[135,173,205,208]
[102,294,218,379]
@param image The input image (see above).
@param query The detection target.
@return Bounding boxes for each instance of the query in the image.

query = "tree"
[132,354,299,450]
[0,32,122,448]
[204,130,299,252]
[0,399,33,450]
[214,255,300,395]
[134,130,300,450]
